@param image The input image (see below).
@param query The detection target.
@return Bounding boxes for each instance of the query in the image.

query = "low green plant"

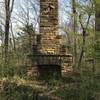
[53,73,100,100]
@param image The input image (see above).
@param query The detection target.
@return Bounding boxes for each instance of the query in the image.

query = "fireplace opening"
[37,64,61,79]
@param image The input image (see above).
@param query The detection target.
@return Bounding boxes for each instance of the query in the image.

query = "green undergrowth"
[0,76,46,100]
[0,72,100,100]
[52,73,100,100]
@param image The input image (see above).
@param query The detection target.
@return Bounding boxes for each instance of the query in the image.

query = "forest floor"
[0,71,100,100]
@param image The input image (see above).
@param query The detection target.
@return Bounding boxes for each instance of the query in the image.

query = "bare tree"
[95,0,100,66]
[72,0,77,69]
[77,0,94,69]
[4,0,15,64]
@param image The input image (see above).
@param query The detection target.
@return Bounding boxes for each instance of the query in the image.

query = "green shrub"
[53,74,100,100]
[0,80,38,100]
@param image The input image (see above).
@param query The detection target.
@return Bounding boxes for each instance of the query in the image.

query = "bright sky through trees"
[0,0,71,35]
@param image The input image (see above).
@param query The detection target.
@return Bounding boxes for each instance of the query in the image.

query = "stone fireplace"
[31,0,73,77]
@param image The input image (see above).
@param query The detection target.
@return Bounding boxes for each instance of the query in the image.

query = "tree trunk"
[4,0,14,64]
[95,0,100,60]
[77,29,86,69]
[4,7,10,64]
[72,0,77,69]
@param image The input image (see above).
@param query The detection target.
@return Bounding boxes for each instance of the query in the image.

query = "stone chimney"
[31,0,73,77]
[39,0,60,55]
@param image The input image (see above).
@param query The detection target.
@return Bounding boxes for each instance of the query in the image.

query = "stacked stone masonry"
[39,0,60,54]
[30,0,73,75]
